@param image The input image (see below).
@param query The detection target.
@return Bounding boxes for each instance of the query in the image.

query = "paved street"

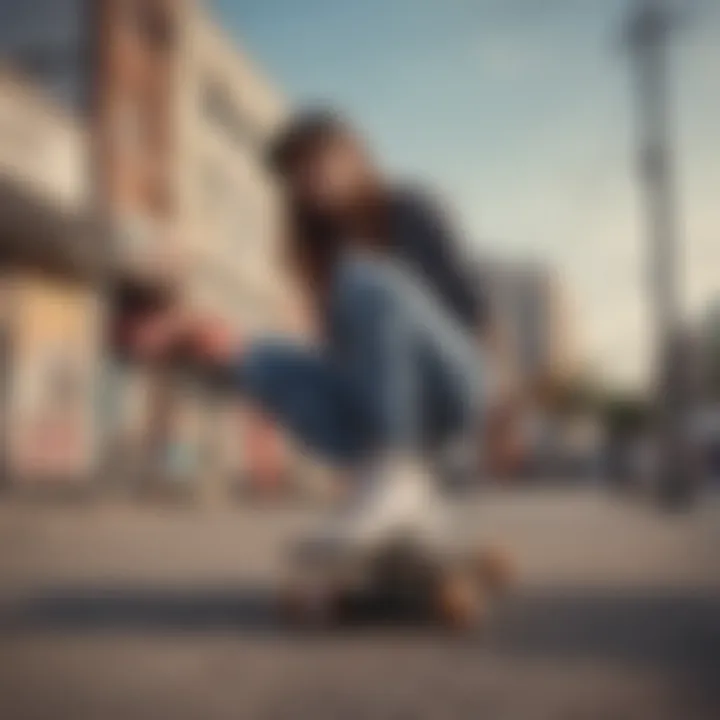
[0,488,719,720]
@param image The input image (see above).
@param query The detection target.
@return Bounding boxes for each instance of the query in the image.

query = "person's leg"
[238,258,481,469]
[320,252,483,545]
[238,339,375,466]
[329,252,482,455]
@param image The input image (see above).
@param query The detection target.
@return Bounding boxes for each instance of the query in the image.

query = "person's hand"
[188,316,238,365]
[129,308,190,360]
[129,310,238,366]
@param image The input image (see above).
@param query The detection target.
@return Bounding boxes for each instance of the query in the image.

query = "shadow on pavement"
[3,586,278,636]
[486,590,720,674]
[3,585,720,673]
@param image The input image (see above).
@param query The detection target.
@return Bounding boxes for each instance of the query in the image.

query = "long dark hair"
[268,110,391,315]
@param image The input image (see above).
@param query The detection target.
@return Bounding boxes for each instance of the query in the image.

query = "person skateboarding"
[133,110,517,552]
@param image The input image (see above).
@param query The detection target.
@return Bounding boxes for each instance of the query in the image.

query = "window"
[4,46,86,110]
[202,78,260,150]
[0,0,88,111]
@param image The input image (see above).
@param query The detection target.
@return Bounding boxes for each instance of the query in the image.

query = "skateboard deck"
[280,533,515,630]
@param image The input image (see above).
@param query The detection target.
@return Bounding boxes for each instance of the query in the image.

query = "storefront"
[0,71,107,487]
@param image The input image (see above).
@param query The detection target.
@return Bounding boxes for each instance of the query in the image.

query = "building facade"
[172,2,289,491]
[176,1,286,333]
[0,0,290,493]
[0,67,104,486]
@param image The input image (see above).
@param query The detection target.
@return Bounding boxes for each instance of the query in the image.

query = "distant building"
[700,298,720,398]
[479,260,576,393]
[472,258,581,478]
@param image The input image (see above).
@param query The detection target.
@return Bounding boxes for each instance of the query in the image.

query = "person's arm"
[406,190,524,472]
[405,190,489,333]
[130,308,243,393]
[407,191,517,382]
[131,308,239,369]
[279,244,322,341]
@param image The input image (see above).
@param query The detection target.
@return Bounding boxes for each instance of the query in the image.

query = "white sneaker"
[316,456,447,555]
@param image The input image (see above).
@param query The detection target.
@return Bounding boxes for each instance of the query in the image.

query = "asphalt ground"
[0,488,718,719]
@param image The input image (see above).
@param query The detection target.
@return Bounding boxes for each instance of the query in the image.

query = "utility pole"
[625,0,696,506]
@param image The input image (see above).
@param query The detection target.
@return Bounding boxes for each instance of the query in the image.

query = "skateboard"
[279,533,516,630]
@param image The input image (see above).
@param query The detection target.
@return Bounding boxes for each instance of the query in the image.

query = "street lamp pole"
[625,0,695,505]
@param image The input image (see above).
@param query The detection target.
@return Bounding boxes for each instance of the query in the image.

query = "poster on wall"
[9,277,101,482]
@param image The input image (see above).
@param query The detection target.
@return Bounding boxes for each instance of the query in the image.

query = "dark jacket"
[391,187,488,332]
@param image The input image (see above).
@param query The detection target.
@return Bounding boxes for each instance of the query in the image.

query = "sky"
[213,0,720,389]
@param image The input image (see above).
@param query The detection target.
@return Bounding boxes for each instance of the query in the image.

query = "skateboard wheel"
[475,546,516,595]
[279,579,337,628]
[435,571,487,631]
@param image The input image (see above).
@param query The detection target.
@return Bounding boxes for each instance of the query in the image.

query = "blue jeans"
[239,254,483,466]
